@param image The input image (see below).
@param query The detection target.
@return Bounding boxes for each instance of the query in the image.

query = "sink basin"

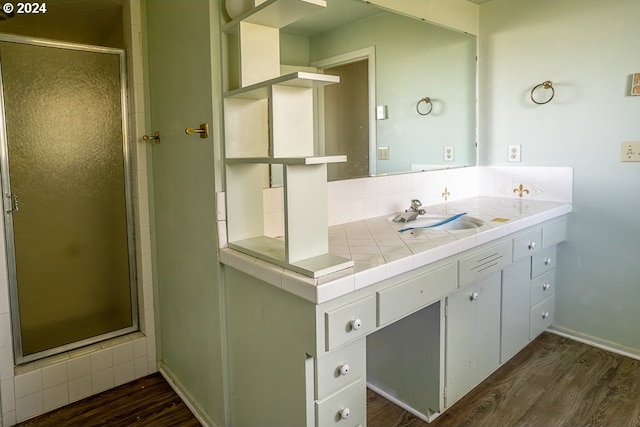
[390,213,484,231]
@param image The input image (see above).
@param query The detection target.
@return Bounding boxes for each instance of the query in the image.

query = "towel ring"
[530,81,554,105]
[416,97,433,116]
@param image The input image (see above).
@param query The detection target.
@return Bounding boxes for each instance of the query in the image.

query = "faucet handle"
[410,199,422,211]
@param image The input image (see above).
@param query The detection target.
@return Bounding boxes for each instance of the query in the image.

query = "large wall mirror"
[274,0,477,184]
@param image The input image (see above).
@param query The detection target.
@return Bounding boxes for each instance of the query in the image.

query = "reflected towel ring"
[530,81,554,105]
[416,97,433,115]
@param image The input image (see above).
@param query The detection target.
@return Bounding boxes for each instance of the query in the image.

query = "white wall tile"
[133,337,147,360]
[0,286,9,316]
[114,361,134,387]
[1,379,14,413]
[67,355,91,381]
[14,370,42,399]
[133,356,148,379]
[90,348,113,373]
[41,362,67,389]
[15,392,43,423]
[0,346,13,382]
[2,410,16,427]
[0,314,10,349]
[68,375,92,403]
[91,368,114,394]
[43,383,68,412]
[112,341,134,366]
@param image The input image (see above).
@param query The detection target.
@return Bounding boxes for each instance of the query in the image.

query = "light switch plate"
[621,141,640,162]
[376,105,388,120]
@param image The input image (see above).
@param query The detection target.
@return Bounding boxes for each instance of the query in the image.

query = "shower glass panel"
[0,38,137,364]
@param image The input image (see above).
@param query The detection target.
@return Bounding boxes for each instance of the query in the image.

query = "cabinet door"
[500,258,531,362]
[445,272,501,406]
[474,273,502,381]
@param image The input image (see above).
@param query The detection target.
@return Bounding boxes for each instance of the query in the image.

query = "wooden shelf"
[224,71,339,100]
[222,0,327,33]
[226,155,347,165]
[229,236,354,278]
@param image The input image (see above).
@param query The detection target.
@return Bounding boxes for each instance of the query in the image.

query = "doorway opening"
[313,46,376,180]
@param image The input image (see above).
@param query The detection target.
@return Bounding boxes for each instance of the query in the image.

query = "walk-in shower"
[0,34,137,364]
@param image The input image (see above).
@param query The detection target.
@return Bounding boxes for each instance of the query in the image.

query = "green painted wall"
[479,0,640,354]
[144,0,226,425]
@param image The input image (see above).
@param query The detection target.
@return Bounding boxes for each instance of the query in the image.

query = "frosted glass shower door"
[0,39,137,363]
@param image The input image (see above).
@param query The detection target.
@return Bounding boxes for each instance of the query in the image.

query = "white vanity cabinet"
[500,258,531,362]
[444,272,501,407]
[222,215,568,426]
[530,247,556,338]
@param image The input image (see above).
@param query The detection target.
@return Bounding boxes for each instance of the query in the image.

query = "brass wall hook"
[185,123,209,139]
[142,131,161,144]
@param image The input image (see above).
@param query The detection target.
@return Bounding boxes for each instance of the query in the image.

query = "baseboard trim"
[159,362,218,427]
[547,327,640,362]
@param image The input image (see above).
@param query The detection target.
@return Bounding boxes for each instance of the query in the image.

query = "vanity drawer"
[530,295,554,339]
[325,296,376,351]
[316,339,365,400]
[513,229,542,261]
[542,218,567,248]
[531,246,556,278]
[377,262,456,326]
[530,269,555,307]
[315,379,366,427]
[459,241,512,287]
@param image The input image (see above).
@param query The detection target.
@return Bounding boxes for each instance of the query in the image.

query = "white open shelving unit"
[222,0,354,277]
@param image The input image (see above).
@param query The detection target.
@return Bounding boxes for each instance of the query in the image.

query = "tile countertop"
[219,197,572,304]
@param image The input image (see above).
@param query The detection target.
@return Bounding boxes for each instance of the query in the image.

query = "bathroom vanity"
[221,197,571,426]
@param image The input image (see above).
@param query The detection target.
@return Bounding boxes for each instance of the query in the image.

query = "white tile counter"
[220,196,572,304]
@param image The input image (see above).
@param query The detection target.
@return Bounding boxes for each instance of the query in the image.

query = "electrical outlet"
[444,146,455,162]
[378,146,389,160]
[508,145,521,162]
[621,141,640,162]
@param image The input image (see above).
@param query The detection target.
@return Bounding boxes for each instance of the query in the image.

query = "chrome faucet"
[410,199,425,214]
[393,199,426,223]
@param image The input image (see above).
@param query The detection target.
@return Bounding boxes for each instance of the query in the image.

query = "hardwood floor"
[368,332,640,427]
[16,333,640,427]
[16,373,200,427]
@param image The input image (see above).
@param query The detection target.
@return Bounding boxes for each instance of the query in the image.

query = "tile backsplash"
[253,166,572,237]
[212,166,573,247]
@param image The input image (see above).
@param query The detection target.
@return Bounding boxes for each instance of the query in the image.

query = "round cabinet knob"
[543,283,551,291]
[339,407,351,420]
[338,364,350,376]
[544,258,553,266]
[349,319,362,331]
[529,241,537,250]
[542,312,550,319]
[470,292,479,301]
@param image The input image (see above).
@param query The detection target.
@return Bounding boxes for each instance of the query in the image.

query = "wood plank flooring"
[16,333,640,427]
[368,332,640,427]
[16,373,200,427]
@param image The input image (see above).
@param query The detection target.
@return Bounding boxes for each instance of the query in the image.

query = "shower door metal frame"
[0,33,139,365]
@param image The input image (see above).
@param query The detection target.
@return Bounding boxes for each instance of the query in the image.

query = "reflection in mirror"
[275,0,477,184]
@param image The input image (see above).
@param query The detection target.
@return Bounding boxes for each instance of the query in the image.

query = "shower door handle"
[5,194,19,213]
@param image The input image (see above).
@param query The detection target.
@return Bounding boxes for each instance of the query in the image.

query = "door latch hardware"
[142,131,161,144]
[5,193,18,213]
[185,123,209,139]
